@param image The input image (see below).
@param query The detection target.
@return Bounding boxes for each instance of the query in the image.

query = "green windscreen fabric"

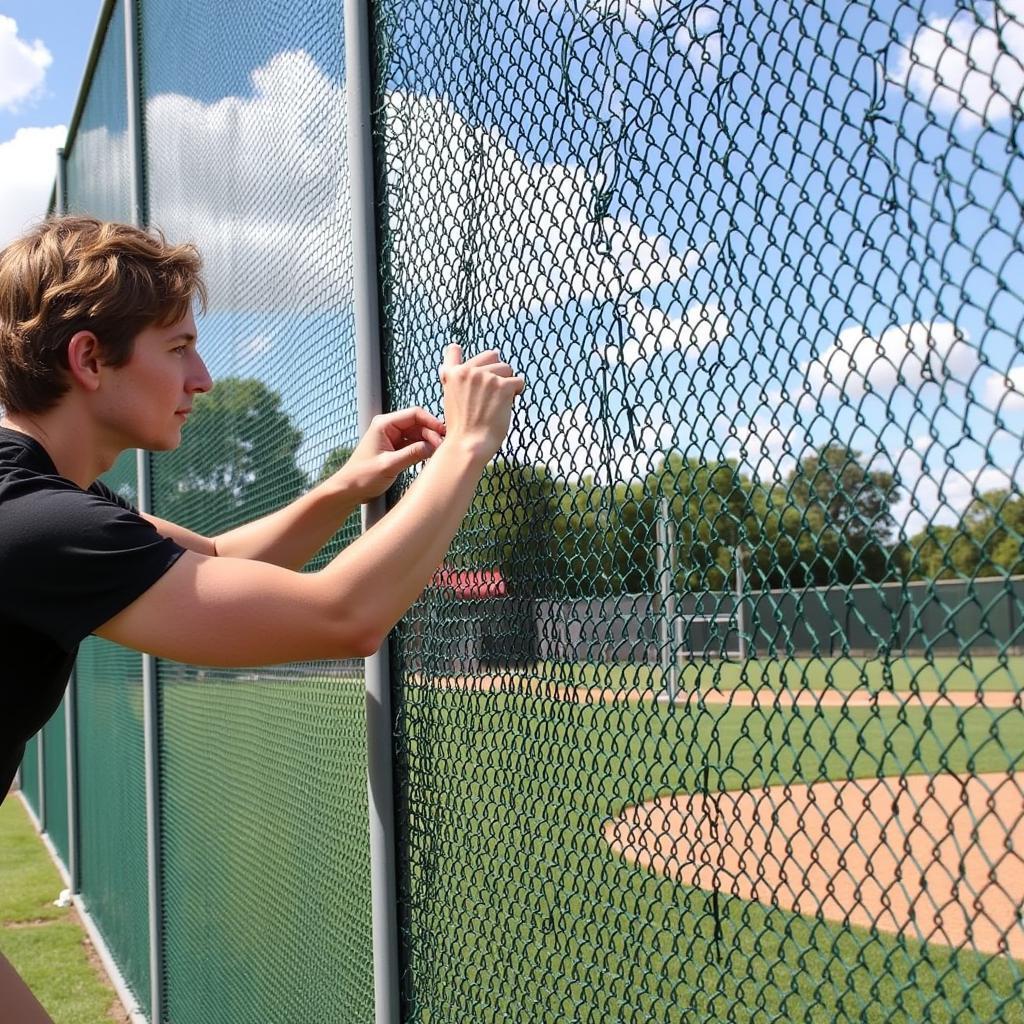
[139,1,371,1020]
[18,734,40,818]
[374,2,1023,1022]
[75,451,152,1017]
[41,695,70,871]
[64,0,131,222]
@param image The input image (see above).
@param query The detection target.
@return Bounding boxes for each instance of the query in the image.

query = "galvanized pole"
[124,3,164,1020]
[735,546,747,661]
[346,3,401,1023]
[656,499,676,703]
[665,510,679,703]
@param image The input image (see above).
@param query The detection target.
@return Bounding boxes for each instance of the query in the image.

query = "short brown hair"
[0,215,207,414]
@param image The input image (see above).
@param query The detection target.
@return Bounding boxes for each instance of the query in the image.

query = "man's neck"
[1,410,118,489]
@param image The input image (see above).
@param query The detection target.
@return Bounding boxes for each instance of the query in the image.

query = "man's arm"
[95,348,522,666]
[142,407,445,569]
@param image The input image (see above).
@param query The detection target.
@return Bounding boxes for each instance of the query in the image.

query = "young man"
[0,216,524,1020]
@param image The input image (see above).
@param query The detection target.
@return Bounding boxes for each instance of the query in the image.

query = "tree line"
[154,378,1023,595]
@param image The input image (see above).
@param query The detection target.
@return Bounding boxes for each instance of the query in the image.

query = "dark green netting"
[64,0,131,222]
[41,694,70,871]
[374,1,1023,1021]
[139,1,372,1020]
[75,451,152,1017]
[18,733,40,819]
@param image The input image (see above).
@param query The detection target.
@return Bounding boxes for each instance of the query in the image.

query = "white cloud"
[890,1,1024,128]
[518,401,672,482]
[984,365,1024,413]
[385,89,700,320]
[803,321,977,402]
[890,445,1020,535]
[603,299,728,367]
[0,16,51,111]
[124,50,699,318]
[0,125,65,248]
[237,333,273,359]
[722,413,798,483]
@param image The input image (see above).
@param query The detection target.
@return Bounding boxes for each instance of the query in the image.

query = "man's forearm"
[320,438,488,647]
[213,479,360,569]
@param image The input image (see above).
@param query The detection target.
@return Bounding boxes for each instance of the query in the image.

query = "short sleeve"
[0,474,186,650]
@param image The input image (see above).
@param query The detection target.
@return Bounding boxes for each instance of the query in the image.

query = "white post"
[736,545,747,660]
[656,498,678,702]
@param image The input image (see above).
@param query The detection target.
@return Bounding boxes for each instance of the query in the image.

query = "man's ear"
[66,331,103,392]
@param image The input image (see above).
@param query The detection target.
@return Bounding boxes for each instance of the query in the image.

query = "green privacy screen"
[139,1,372,1020]
[19,734,40,820]
[374,2,1023,1022]
[60,3,153,1014]
[40,695,69,869]
[75,453,153,1017]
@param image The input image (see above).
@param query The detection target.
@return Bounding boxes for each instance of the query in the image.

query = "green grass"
[26,662,1021,1023]
[396,687,1024,1023]
[0,797,124,1023]
[530,654,1023,695]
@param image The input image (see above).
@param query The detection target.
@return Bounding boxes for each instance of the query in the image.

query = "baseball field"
[147,653,1023,1023]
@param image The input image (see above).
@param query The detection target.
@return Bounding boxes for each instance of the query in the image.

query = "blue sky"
[1,0,1022,540]
[0,2,99,241]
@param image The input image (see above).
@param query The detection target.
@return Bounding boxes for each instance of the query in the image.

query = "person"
[0,215,524,1021]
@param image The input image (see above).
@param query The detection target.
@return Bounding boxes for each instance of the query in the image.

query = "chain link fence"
[14,0,1024,1022]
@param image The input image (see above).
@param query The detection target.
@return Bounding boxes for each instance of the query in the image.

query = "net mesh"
[64,0,131,223]
[139,1,371,1019]
[374,1,1024,1020]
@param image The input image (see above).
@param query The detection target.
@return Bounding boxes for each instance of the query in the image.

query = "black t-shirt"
[0,427,186,799]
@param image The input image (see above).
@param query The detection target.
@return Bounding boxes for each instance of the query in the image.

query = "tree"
[153,377,306,533]
[909,489,1024,578]
[778,444,901,585]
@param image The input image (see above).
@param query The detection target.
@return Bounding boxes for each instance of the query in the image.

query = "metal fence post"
[346,2,401,1022]
[124,2,163,1020]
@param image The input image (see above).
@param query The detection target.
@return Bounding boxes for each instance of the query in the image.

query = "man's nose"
[189,353,214,394]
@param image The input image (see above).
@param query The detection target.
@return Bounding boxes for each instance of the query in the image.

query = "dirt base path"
[603,771,1024,959]
[419,674,1020,709]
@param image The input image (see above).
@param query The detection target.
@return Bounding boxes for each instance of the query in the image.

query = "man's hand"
[330,407,446,503]
[439,344,525,463]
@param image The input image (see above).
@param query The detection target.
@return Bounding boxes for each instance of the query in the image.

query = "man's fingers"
[464,349,501,367]
[442,344,463,370]
[380,406,445,434]
[385,441,434,474]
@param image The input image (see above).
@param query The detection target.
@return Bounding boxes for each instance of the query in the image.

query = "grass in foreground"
[0,796,124,1024]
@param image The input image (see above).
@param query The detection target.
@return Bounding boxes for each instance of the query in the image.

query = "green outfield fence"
[13,1,1024,1022]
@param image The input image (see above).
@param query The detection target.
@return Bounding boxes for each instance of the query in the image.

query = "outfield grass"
[530,654,1023,695]
[397,687,1024,1023]
[147,672,1024,1023]
[0,797,123,1023]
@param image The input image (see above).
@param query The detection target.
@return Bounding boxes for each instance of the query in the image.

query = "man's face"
[100,309,213,451]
